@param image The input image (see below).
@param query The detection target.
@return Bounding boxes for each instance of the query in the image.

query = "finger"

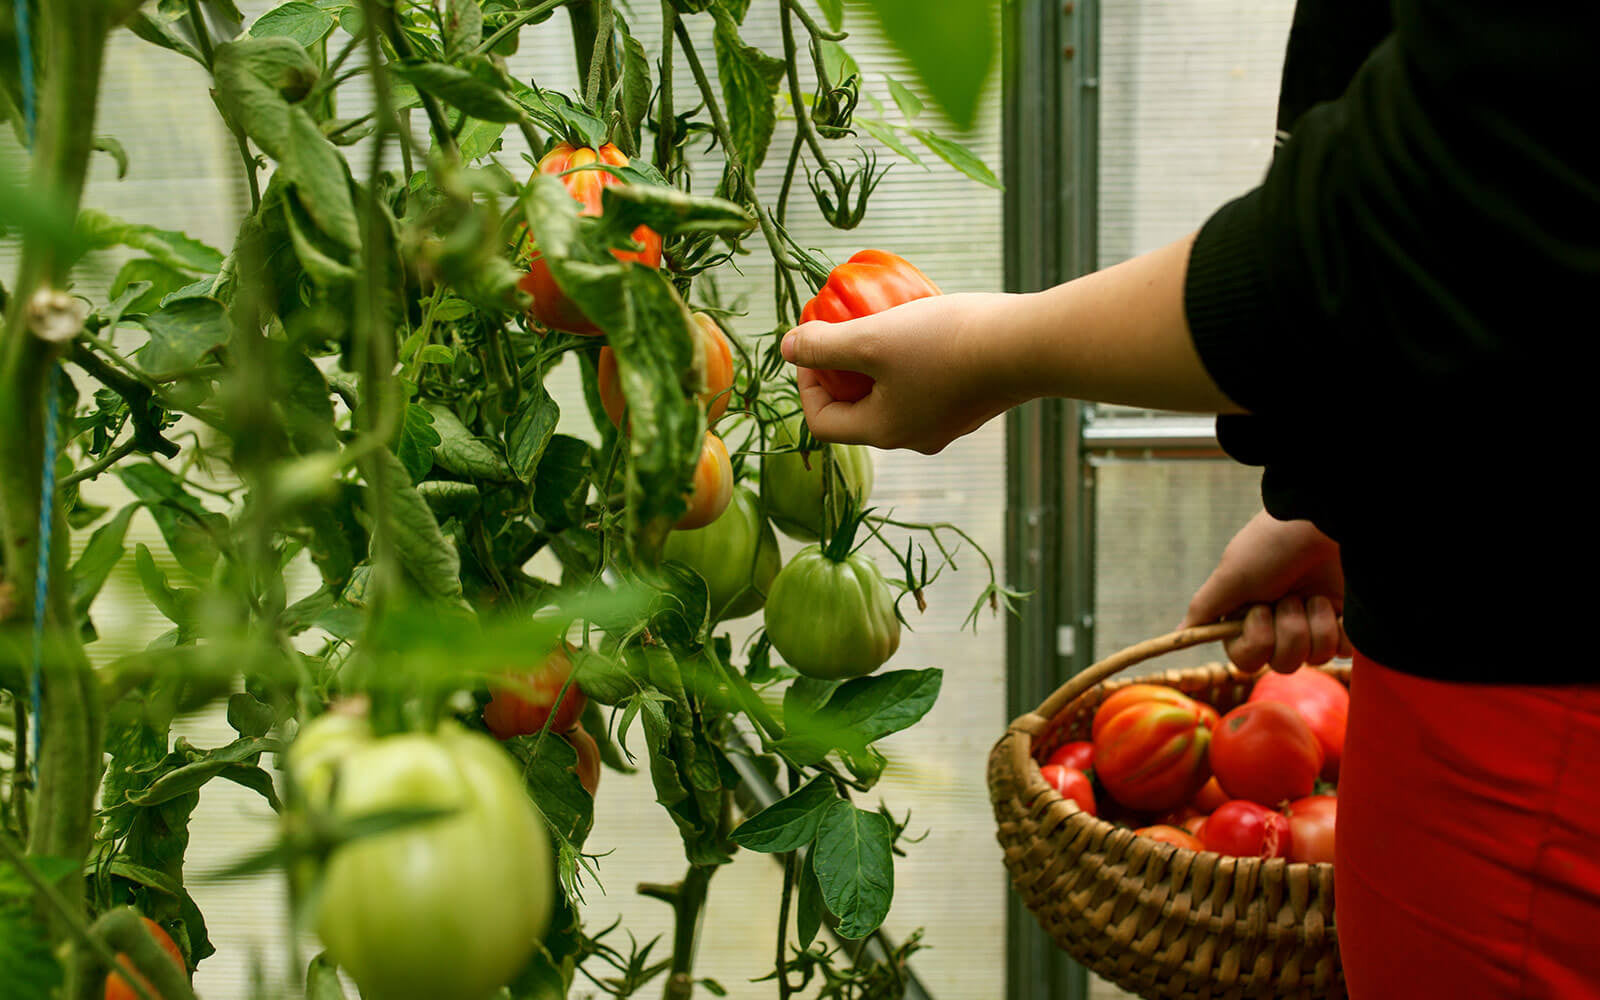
[1184,564,1249,629]
[782,319,879,374]
[1304,594,1340,665]
[1270,596,1310,673]
[796,367,875,445]
[1225,604,1275,674]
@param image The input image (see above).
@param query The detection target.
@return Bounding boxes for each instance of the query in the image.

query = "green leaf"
[710,7,786,178]
[598,184,757,239]
[909,128,1003,189]
[616,26,651,157]
[127,7,207,65]
[71,503,141,623]
[886,75,924,121]
[815,0,844,31]
[93,136,131,179]
[284,105,362,250]
[117,463,227,578]
[0,855,70,998]
[395,61,525,123]
[226,692,276,738]
[77,209,226,273]
[777,668,943,765]
[506,380,561,483]
[250,1,338,47]
[134,297,232,379]
[212,37,321,158]
[854,116,925,167]
[124,736,282,807]
[812,800,894,938]
[796,846,825,948]
[730,776,837,853]
[395,403,443,484]
[860,0,995,131]
[109,259,195,315]
[505,734,594,849]
[306,954,349,1000]
[424,403,516,481]
[376,451,467,603]
[443,0,485,61]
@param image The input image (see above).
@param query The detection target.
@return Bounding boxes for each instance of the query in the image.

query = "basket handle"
[1030,620,1247,726]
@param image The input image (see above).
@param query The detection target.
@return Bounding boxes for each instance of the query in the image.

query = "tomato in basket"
[1202,800,1293,859]
[1039,764,1096,816]
[1044,740,1096,772]
[1093,700,1212,813]
[1209,701,1323,806]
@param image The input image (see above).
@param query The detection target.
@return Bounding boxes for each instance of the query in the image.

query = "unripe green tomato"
[763,546,901,679]
[664,487,782,622]
[761,415,875,541]
[301,722,553,1000]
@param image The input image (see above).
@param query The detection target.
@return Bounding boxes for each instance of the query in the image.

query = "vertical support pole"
[1002,1,1099,999]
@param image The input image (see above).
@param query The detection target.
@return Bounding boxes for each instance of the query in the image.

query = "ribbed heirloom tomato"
[598,312,735,427]
[516,142,662,335]
[1209,701,1323,806]
[483,644,588,740]
[1091,689,1214,812]
[1090,684,1220,743]
[676,432,734,530]
[664,486,780,622]
[764,546,900,680]
[800,250,942,401]
[1248,666,1349,781]
[761,414,874,541]
[104,917,185,1000]
[288,715,553,1000]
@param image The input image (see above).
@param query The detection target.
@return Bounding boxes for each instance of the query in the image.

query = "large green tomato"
[290,716,553,1000]
[664,486,782,622]
[763,546,901,679]
[761,415,875,541]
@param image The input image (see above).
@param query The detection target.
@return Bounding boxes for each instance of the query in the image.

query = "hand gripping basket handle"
[1026,620,1247,731]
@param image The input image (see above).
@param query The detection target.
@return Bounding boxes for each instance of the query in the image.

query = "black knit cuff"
[1184,187,1282,415]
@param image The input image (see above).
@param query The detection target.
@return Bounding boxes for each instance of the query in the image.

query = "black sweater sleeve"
[1185,1,1600,421]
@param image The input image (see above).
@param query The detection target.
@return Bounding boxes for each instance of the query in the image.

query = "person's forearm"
[985,233,1248,415]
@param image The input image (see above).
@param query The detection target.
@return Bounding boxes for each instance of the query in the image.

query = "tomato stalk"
[639,862,717,999]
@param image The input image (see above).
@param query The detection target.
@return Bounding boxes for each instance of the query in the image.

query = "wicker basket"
[988,622,1347,1000]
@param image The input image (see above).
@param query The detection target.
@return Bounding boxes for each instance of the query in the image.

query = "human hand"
[780,292,1027,454]
[1181,510,1350,674]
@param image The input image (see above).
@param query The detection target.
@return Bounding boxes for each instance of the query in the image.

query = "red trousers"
[1337,652,1600,999]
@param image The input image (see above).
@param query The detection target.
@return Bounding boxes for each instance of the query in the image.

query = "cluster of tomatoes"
[1036,665,1349,864]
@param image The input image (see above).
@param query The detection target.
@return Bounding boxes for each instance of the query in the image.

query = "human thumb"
[781,318,876,373]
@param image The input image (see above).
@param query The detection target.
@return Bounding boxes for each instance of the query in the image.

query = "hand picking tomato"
[1091,684,1219,743]
[1092,702,1212,813]
[564,726,602,798]
[515,142,662,335]
[1135,824,1205,851]
[1285,794,1337,864]
[1209,701,1323,806]
[1044,740,1096,772]
[292,717,554,1000]
[1248,666,1350,781]
[764,544,900,680]
[675,431,734,530]
[761,414,874,541]
[664,486,781,622]
[799,250,942,401]
[1202,800,1293,859]
[104,917,185,1000]
[1040,764,1096,816]
[598,312,735,427]
[483,645,588,740]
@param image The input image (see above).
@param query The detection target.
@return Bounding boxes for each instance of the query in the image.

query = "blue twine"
[14,0,36,139]
[30,370,60,785]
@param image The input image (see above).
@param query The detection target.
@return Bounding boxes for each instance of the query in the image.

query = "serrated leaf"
[124,737,282,807]
[812,800,893,938]
[395,403,442,484]
[77,209,226,273]
[861,0,995,131]
[796,846,825,947]
[424,402,515,481]
[909,128,1002,189]
[444,0,484,61]
[617,26,651,156]
[711,7,785,177]
[395,61,525,123]
[250,1,338,47]
[117,464,227,579]
[777,668,943,765]
[730,776,837,853]
[598,184,756,239]
[506,380,560,482]
[134,297,232,379]
[72,503,141,623]
[376,451,466,603]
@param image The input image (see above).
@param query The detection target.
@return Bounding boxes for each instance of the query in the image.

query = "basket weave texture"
[988,623,1347,999]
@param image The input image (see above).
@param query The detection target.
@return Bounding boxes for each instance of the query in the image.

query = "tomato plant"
[1202,801,1293,859]
[1285,795,1338,865]
[1045,740,1096,772]
[1039,764,1096,816]
[1092,702,1212,812]
[1248,667,1350,781]
[800,250,943,401]
[1210,701,1324,806]
[0,1,1008,997]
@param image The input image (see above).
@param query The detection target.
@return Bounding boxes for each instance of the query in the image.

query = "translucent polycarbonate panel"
[4,2,1008,998]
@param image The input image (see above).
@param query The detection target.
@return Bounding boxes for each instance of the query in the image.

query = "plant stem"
[775,849,797,1000]
[778,0,830,167]
[185,0,214,67]
[58,438,138,489]
[643,864,715,1000]
[583,0,613,113]
[476,0,570,56]
[655,1,677,177]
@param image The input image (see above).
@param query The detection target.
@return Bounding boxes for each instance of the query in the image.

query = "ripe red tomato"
[515,143,662,335]
[563,727,601,798]
[675,432,734,530]
[1044,740,1096,772]
[1191,776,1229,814]
[1039,764,1096,816]
[1209,701,1323,806]
[799,250,941,401]
[483,646,588,740]
[1181,814,1209,839]
[1202,800,1293,859]
[104,917,185,1000]
[1285,794,1337,865]
[1091,684,1219,744]
[1135,824,1206,851]
[1248,667,1349,782]
[1092,702,1212,813]
[598,312,735,427]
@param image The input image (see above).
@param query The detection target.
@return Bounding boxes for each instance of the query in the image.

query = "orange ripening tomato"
[105,917,185,1000]
[563,726,602,798]
[676,432,734,530]
[483,645,588,741]
[1092,702,1212,813]
[799,250,941,402]
[598,313,735,427]
[1135,824,1206,851]
[515,143,663,336]
[1091,684,1219,744]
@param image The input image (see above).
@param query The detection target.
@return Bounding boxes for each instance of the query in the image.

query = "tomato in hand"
[483,645,588,741]
[1209,701,1323,806]
[675,431,734,530]
[1040,764,1096,816]
[1248,666,1349,781]
[764,545,900,680]
[1285,794,1337,865]
[1202,800,1293,859]
[761,414,874,541]
[564,726,602,798]
[1135,824,1205,851]
[515,143,662,335]
[1092,702,1212,813]
[104,917,185,1000]
[799,250,942,401]
[598,312,736,427]
[1091,684,1219,743]
[1044,740,1096,773]
[664,486,781,622]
